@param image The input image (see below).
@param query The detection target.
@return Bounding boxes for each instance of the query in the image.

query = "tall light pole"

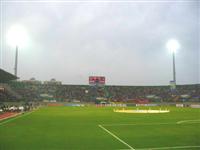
[6,24,28,77]
[166,39,180,86]
[172,49,176,84]
[14,46,18,76]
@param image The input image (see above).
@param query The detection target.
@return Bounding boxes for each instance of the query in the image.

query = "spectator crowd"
[0,81,198,103]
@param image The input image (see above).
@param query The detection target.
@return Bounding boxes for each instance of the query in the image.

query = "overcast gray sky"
[0,0,199,85]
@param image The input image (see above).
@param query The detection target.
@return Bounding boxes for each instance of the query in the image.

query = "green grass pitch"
[0,106,200,150]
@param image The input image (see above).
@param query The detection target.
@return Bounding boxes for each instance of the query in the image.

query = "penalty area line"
[118,145,200,150]
[98,124,135,150]
[136,145,200,150]
[176,119,200,124]
[102,120,200,127]
[101,122,174,127]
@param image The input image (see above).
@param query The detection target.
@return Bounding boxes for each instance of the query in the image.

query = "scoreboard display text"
[89,76,105,85]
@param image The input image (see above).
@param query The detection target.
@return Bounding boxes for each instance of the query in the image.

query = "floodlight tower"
[7,24,28,76]
[166,39,180,85]
[14,46,18,76]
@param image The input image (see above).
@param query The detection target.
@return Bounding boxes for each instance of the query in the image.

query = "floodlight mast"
[14,46,18,76]
[172,50,176,84]
[7,24,28,77]
[167,39,180,87]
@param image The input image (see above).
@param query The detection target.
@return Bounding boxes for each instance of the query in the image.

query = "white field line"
[119,145,200,150]
[176,119,200,124]
[0,111,35,126]
[98,124,135,150]
[102,122,174,127]
[102,120,200,127]
[136,145,200,150]
[103,121,200,150]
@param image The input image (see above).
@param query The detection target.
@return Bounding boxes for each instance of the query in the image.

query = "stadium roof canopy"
[0,68,18,83]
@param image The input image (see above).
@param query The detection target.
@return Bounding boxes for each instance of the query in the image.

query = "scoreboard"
[89,76,105,85]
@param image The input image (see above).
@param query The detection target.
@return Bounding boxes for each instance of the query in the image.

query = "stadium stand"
[6,80,200,103]
[0,69,20,102]
[0,68,199,103]
[0,68,17,82]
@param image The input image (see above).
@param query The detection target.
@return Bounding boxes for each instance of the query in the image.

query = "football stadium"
[0,1,200,150]
[0,71,199,150]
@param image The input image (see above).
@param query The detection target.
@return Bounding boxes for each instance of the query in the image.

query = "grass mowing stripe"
[136,145,200,150]
[98,124,135,150]
[0,111,35,126]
